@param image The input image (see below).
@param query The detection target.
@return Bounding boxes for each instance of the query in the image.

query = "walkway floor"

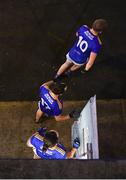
[0,99,126,159]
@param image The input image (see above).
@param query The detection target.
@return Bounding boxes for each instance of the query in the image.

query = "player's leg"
[33,147,41,159]
[70,64,82,72]
[54,114,70,121]
[35,101,44,123]
[27,139,41,159]
[33,153,41,159]
[35,108,44,123]
[54,60,73,80]
[26,137,33,147]
[63,64,83,79]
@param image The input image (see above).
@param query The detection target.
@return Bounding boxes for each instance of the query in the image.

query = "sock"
[65,70,72,77]
[54,74,60,79]
[53,74,62,82]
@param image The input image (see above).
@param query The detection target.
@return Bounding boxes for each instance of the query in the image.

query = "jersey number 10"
[77,36,88,53]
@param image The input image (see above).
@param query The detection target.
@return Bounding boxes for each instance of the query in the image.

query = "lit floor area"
[0,99,126,159]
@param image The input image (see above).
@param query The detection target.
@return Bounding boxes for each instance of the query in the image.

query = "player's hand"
[81,69,88,74]
[37,127,47,136]
[73,138,80,149]
[69,109,81,119]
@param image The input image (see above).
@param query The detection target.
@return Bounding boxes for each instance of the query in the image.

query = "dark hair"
[92,19,108,33]
[42,131,58,152]
[49,82,67,95]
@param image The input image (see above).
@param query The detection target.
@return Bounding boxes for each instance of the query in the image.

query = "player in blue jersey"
[27,127,80,159]
[35,80,80,123]
[54,18,108,81]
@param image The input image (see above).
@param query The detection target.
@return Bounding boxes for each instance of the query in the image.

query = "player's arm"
[54,114,70,121]
[67,148,77,159]
[67,138,80,159]
[85,52,97,71]
[54,109,80,122]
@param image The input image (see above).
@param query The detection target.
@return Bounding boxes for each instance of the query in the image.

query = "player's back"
[52,143,67,159]
[30,133,67,159]
[39,85,62,116]
[68,25,101,64]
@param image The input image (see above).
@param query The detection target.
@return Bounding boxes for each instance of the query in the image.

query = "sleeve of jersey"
[54,108,62,116]
[30,134,44,149]
[92,42,101,54]
[54,146,67,159]
[53,102,62,116]
[55,152,67,159]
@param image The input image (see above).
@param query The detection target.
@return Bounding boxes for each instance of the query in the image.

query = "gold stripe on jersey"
[49,91,62,109]
[35,133,44,141]
[48,144,65,156]
[55,146,66,156]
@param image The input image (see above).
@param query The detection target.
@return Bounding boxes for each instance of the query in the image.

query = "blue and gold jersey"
[39,85,63,116]
[30,133,67,159]
[68,25,102,64]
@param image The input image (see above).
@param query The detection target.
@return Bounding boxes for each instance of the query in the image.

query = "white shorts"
[66,53,85,66]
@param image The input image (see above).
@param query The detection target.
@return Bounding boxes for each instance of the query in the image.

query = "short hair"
[42,131,58,152]
[92,18,108,33]
[49,82,67,95]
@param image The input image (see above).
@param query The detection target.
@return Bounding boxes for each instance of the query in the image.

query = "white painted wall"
[72,95,99,159]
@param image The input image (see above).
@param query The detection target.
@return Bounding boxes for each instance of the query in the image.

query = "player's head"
[49,82,67,95]
[92,18,108,33]
[42,130,59,152]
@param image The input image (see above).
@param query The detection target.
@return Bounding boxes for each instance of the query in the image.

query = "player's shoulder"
[83,25,88,28]
[40,84,48,89]
[30,133,44,147]
[55,143,66,156]
[82,25,89,30]
[78,25,89,34]
[34,132,44,141]
[39,84,49,94]
[78,24,88,29]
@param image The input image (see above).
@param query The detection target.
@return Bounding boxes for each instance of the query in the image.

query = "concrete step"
[0,159,126,179]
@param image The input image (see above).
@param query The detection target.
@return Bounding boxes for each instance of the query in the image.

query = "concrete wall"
[0,159,126,179]
[97,99,126,159]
